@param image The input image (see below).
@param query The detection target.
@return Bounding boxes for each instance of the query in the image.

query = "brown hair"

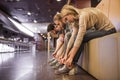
[47,23,55,32]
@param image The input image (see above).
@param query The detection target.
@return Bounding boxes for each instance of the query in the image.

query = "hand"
[60,58,65,64]
[59,55,63,60]
[58,54,64,61]
[60,55,68,64]
[52,52,57,58]
[65,57,73,68]
[55,54,60,59]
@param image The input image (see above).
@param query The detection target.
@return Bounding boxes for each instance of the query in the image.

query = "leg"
[63,32,71,55]
[60,32,71,63]
[55,28,116,75]
[73,28,116,64]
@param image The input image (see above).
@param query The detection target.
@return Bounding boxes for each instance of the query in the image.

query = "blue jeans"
[73,28,116,64]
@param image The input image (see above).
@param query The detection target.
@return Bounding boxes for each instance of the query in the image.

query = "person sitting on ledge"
[54,4,116,75]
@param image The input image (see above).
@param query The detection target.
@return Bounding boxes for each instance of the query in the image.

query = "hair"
[60,4,79,17]
[53,13,62,21]
[47,23,55,32]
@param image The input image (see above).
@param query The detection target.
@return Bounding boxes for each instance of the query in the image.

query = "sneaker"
[48,58,55,64]
[68,65,78,75]
[49,59,58,66]
[54,65,70,75]
[52,62,63,69]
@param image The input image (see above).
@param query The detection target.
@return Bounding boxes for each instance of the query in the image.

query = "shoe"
[52,62,63,69]
[49,59,58,66]
[54,65,70,75]
[68,65,78,75]
[48,58,55,64]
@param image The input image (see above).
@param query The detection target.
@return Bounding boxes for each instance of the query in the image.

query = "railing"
[0,38,31,53]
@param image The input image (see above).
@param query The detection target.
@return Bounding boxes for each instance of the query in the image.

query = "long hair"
[60,4,80,17]
[53,13,62,21]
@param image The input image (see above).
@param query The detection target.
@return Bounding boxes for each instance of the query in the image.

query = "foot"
[68,65,78,75]
[54,65,70,75]
[48,58,55,63]
[52,62,63,69]
[49,59,58,66]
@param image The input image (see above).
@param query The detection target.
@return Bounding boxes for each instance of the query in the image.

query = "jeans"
[73,28,116,64]
[63,32,71,54]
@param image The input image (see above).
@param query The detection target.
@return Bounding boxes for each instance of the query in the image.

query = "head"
[47,23,61,38]
[60,5,79,24]
[47,23,56,33]
[47,22,63,35]
[53,13,66,31]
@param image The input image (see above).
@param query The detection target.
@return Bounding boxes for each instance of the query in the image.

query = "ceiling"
[0,0,67,23]
[0,0,101,37]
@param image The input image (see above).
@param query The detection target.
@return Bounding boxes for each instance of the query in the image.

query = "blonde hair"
[53,13,62,21]
[60,5,80,17]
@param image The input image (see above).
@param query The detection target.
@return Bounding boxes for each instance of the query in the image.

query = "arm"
[69,15,87,59]
[52,34,64,56]
[50,32,58,38]
[65,27,78,57]
[66,14,88,67]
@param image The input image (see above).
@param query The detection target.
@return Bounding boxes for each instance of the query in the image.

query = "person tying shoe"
[55,4,116,75]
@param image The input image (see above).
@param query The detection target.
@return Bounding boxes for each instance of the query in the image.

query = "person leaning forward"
[55,4,116,75]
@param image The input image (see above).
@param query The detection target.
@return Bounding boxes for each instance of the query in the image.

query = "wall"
[74,0,91,8]
[96,0,120,32]
[109,0,120,32]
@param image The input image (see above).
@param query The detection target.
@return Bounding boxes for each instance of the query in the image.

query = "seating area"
[78,32,120,80]
[77,0,120,80]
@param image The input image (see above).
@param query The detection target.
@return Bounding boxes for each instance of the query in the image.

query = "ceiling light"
[27,12,31,16]
[33,20,37,23]
[5,0,21,2]
[56,0,61,2]
[56,12,60,14]
[13,16,18,19]
[5,0,13,2]
[15,8,24,11]
[16,0,20,2]
[8,17,34,37]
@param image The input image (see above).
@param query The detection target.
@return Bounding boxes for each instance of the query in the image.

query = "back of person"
[80,7,115,31]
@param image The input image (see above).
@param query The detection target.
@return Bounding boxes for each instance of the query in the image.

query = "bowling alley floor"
[0,51,97,80]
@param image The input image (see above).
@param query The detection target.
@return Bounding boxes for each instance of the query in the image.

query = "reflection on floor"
[0,51,97,80]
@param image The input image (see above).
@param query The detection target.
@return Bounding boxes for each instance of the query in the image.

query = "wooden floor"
[0,51,97,80]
